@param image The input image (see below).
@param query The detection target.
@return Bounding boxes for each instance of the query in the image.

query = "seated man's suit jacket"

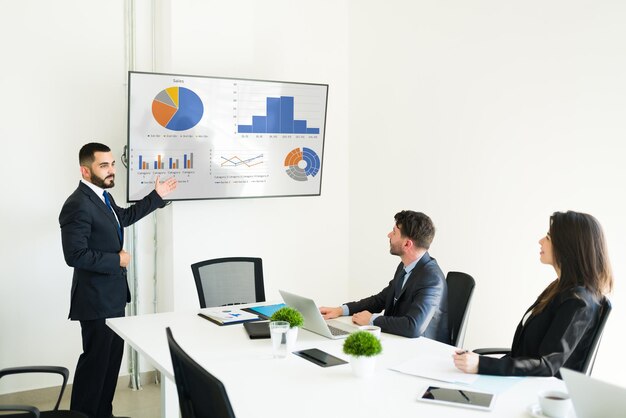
[346,252,449,341]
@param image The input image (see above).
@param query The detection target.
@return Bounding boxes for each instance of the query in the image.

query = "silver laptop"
[279,290,359,339]
[561,368,626,418]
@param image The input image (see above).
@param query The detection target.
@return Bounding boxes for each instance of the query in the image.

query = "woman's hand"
[453,350,479,374]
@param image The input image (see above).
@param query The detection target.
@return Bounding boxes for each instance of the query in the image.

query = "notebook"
[561,367,626,418]
[278,290,359,340]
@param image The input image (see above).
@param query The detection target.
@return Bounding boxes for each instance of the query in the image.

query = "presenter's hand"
[155,175,178,198]
[319,306,342,319]
[119,250,130,267]
[453,351,479,374]
[351,310,372,325]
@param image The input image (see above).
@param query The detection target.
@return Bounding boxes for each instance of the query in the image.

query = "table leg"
[161,376,180,418]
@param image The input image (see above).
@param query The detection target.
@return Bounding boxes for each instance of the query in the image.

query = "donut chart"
[284,147,320,181]
[152,87,204,131]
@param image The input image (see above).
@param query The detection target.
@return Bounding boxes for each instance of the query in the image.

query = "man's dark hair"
[394,210,435,249]
[79,142,111,166]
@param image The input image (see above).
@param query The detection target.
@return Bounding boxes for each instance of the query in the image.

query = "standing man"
[59,142,177,418]
[320,210,449,341]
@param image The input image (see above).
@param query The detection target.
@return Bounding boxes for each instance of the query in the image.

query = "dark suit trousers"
[71,314,124,418]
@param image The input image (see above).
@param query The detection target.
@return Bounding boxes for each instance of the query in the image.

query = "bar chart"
[237,96,320,134]
[138,152,194,170]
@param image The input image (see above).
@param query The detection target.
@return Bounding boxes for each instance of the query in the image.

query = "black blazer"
[345,253,449,342]
[59,182,165,320]
[478,286,602,377]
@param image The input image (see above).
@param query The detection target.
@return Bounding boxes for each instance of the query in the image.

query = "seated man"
[320,210,449,341]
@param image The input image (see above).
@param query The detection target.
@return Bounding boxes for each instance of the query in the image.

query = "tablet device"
[243,321,270,339]
[417,386,495,411]
[293,348,348,367]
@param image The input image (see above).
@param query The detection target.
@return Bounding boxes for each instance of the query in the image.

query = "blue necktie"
[103,191,123,242]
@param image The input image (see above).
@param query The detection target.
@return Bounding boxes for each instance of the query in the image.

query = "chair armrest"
[0,366,69,411]
[0,404,40,417]
[473,347,511,355]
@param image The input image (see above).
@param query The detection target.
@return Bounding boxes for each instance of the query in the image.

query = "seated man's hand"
[352,310,372,325]
[319,306,342,319]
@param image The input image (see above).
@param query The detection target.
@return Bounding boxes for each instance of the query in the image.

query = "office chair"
[0,366,88,418]
[191,257,265,308]
[446,271,476,347]
[166,327,236,418]
[473,297,612,376]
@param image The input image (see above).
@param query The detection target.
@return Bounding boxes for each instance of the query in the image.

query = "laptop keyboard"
[328,324,350,336]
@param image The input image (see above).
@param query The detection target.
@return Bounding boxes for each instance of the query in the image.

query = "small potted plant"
[342,331,383,377]
[270,306,304,351]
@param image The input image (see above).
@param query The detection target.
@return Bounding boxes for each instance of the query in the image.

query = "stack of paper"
[198,308,260,325]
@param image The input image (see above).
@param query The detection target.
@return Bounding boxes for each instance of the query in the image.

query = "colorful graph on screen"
[284,147,320,181]
[238,96,320,134]
[152,87,204,131]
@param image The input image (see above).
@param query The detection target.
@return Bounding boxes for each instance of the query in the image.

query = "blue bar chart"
[238,96,320,134]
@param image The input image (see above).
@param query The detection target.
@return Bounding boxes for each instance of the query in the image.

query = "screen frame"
[126,71,329,203]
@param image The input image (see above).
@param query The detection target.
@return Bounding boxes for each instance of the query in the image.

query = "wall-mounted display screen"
[127,71,328,202]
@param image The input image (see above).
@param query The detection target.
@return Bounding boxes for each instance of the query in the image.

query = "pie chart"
[284,147,320,181]
[152,87,204,131]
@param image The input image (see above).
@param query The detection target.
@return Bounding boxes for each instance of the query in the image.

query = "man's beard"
[91,172,115,189]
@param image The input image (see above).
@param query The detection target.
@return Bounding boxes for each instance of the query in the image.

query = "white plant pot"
[285,327,298,352]
[350,355,377,378]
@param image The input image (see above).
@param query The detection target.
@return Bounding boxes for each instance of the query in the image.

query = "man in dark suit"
[320,210,449,341]
[59,142,177,418]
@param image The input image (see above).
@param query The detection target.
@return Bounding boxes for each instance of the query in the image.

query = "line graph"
[212,150,268,178]
[220,153,264,168]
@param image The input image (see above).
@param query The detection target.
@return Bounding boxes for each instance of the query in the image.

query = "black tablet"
[293,348,348,367]
[418,386,495,411]
[243,321,270,339]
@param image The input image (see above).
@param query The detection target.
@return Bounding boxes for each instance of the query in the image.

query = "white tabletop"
[107,308,566,418]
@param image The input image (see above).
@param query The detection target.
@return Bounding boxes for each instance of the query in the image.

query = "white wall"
[156,0,351,312]
[348,0,626,386]
[2,0,625,394]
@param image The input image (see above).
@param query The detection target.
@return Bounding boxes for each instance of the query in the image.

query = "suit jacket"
[59,181,165,320]
[478,286,602,377]
[345,253,449,341]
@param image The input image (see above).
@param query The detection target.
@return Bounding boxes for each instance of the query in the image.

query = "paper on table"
[389,337,479,384]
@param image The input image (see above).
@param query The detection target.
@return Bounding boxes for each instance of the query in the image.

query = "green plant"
[270,306,304,328]
[342,331,382,357]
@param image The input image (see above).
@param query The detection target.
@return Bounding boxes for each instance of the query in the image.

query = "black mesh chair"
[474,297,612,376]
[0,366,87,418]
[166,327,236,418]
[191,257,265,308]
[446,271,476,347]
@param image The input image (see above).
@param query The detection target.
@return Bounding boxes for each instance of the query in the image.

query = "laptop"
[561,367,626,418]
[279,290,360,339]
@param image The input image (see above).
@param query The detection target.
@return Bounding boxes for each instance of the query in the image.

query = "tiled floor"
[0,373,162,418]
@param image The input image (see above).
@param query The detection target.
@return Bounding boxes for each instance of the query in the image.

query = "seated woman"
[453,211,613,377]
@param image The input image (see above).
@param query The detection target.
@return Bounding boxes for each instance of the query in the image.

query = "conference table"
[107,305,567,418]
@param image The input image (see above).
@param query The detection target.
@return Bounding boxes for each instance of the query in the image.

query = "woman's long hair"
[533,211,613,315]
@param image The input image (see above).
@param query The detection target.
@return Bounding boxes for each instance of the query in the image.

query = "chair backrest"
[190,257,265,308]
[446,271,476,348]
[166,327,236,418]
[581,297,612,376]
